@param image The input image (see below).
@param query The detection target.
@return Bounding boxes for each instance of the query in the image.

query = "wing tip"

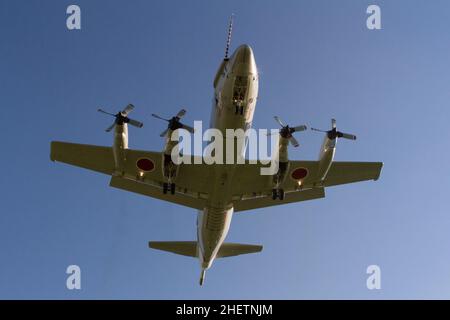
[373,162,384,181]
[49,141,58,162]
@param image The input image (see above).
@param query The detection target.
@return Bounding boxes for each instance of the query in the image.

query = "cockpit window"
[232,76,248,104]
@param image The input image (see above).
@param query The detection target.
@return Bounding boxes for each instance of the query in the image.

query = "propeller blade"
[160,128,169,137]
[128,118,143,128]
[121,104,134,116]
[105,123,116,132]
[289,136,300,147]
[274,116,285,127]
[311,127,327,133]
[292,125,307,132]
[332,118,336,129]
[339,132,357,140]
[176,109,187,118]
[151,113,169,122]
[181,124,195,134]
[98,109,116,117]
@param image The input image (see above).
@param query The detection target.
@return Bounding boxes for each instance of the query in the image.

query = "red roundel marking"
[291,167,308,180]
[136,158,154,172]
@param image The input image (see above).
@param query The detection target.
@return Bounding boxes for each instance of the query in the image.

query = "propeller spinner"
[311,119,357,140]
[98,104,143,132]
[151,109,195,137]
[270,116,307,147]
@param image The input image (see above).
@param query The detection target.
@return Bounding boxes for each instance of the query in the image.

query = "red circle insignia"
[136,158,155,172]
[291,167,308,180]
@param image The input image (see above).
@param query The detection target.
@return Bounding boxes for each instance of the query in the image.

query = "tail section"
[149,241,262,286]
[199,269,206,286]
[148,241,197,257]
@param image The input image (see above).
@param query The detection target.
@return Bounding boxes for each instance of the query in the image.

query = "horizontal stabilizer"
[148,241,197,257]
[217,243,263,258]
[148,241,262,259]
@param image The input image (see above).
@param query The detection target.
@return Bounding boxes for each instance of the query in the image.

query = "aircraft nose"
[234,44,254,63]
[229,44,257,75]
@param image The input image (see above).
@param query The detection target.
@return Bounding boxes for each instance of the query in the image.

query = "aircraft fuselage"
[197,44,259,272]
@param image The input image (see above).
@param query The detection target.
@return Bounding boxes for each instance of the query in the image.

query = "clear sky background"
[1,0,450,299]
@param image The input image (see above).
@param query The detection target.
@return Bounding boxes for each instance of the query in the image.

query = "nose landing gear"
[234,104,244,115]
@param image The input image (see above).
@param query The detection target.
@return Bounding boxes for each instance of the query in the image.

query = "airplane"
[50,16,382,286]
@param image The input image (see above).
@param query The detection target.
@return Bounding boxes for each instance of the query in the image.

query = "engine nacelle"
[316,137,336,182]
[113,123,129,175]
[272,136,290,188]
[162,129,180,182]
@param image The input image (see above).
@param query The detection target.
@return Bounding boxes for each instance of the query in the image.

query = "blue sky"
[1,0,450,299]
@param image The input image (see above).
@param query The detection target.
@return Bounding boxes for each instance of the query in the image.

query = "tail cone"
[199,269,206,286]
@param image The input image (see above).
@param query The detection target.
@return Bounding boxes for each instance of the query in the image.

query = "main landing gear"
[272,188,285,201]
[163,182,176,195]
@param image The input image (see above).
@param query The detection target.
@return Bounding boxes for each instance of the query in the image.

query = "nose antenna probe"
[224,14,234,60]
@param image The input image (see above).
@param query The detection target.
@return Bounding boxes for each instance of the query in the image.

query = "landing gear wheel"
[239,106,244,115]
[279,189,285,201]
[235,105,239,114]
[163,183,168,194]
[271,188,284,200]
[170,183,176,195]
[272,189,278,200]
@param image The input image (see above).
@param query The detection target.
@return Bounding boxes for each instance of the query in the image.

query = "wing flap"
[234,187,325,212]
[109,176,206,210]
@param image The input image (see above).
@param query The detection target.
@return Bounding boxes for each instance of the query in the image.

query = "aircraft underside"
[49,17,382,286]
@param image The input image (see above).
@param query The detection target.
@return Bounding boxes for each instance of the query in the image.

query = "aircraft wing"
[50,141,211,209]
[50,142,382,212]
[232,160,382,212]
[50,142,115,175]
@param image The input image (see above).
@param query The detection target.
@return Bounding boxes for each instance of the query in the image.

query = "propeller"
[151,108,195,137]
[98,104,143,132]
[268,116,307,147]
[311,119,357,140]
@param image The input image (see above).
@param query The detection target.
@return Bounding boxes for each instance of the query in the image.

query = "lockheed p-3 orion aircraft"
[50,17,382,285]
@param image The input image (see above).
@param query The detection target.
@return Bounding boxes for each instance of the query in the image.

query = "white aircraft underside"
[50,37,382,286]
